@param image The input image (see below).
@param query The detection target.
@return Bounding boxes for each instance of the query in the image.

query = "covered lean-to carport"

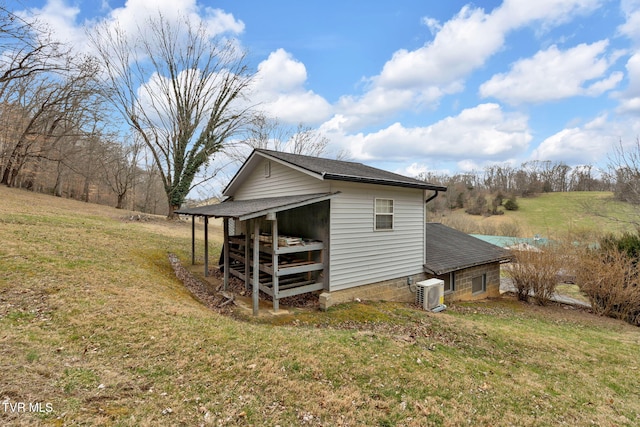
[176,193,337,315]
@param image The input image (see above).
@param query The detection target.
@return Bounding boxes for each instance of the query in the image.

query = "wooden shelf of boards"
[227,235,325,300]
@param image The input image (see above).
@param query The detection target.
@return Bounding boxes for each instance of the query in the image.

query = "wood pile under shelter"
[176,193,337,315]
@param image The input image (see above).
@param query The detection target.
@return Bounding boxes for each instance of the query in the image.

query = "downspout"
[425,190,439,204]
[423,190,440,292]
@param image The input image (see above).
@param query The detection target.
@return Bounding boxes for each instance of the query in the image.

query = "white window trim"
[374,198,394,231]
[264,161,271,178]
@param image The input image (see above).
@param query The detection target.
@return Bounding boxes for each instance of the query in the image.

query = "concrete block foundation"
[319,273,428,310]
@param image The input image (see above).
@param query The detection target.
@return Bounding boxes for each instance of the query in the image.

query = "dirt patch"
[120,213,160,222]
[0,287,53,322]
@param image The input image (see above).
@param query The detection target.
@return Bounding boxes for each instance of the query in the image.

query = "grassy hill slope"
[439,191,638,239]
[1,187,639,426]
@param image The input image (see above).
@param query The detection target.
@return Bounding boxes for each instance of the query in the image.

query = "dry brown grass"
[1,186,639,426]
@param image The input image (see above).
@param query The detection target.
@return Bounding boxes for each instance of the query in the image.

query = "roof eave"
[323,173,447,191]
[237,192,337,221]
[424,256,512,276]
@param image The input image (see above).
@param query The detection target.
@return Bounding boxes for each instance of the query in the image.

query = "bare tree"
[89,12,254,218]
[226,112,330,164]
[609,138,640,205]
[0,54,103,187]
[100,134,143,209]
[0,4,67,92]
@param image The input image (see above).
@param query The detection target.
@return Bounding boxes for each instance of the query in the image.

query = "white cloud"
[21,0,244,54]
[201,7,245,36]
[617,97,640,113]
[254,49,307,92]
[329,103,531,163]
[531,114,636,164]
[377,6,501,90]
[376,0,602,92]
[105,0,244,41]
[493,0,602,30]
[337,0,604,127]
[615,51,640,114]
[252,49,332,124]
[480,41,623,104]
[624,52,640,96]
[18,0,85,48]
[421,17,442,35]
[615,1,640,114]
[619,0,640,43]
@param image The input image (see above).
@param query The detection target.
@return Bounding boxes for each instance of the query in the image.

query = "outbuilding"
[425,223,512,302]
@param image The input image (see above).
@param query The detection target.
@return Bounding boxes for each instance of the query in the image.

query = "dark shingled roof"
[255,149,447,191]
[175,193,335,220]
[424,223,512,275]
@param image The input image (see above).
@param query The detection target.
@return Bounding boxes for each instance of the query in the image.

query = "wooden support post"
[244,224,250,291]
[223,218,229,291]
[204,216,209,277]
[252,220,260,316]
[191,215,195,265]
[271,215,279,312]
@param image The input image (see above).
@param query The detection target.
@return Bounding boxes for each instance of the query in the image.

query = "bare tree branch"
[89,11,254,218]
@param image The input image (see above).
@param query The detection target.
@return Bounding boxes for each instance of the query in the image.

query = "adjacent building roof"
[470,234,549,250]
[424,223,512,275]
[175,193,337,221]
[224,149,447,196]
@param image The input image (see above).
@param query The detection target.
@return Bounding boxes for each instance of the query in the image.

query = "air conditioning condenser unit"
[416,278,445,312]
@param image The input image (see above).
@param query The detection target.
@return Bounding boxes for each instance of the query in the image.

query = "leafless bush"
[574,247,640,326]
[497,221,522,237]
[439,215,478,234]
[439,214,522,237]
[506,245,564,305]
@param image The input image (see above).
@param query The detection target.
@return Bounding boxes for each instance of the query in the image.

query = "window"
[375,198,394,230]
[264,160,271,178]
[440,272,455,294]
[472,273,486,294]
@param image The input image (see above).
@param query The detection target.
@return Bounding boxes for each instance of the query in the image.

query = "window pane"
[376,199,393,214]
[472,274,486,294]
[441,273,454,292]
[376,214,393,230]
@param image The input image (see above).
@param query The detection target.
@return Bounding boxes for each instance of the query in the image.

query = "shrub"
[505,246,563,305]
[504,197,519,211]
[497,221,522,237]
[574,246,640,326]
[465,194,488,216]
[600,231,640,260]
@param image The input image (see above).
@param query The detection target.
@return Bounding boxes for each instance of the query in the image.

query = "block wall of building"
[440,263,501,303]
[319,272,428,310]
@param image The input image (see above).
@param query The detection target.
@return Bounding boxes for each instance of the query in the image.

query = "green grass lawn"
[438,191,639,239]
[1,187,639,426]
[509,191,638,239]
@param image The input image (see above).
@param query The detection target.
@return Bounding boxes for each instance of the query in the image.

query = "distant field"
[437,191,638,239]
[1,187,639,426]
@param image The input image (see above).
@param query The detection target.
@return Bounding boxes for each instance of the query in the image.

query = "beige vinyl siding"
[329,182,426,291]
[233,158,330,200]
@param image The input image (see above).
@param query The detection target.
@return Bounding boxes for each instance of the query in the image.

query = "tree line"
[419,149,640,216]
[0,5,169,214]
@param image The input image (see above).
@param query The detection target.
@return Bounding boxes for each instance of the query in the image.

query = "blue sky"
[11,0,640,183]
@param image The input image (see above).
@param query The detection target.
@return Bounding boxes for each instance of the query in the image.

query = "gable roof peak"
[253,149,446,192]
